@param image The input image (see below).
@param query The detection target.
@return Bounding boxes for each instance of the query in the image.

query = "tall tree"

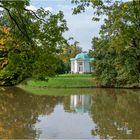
[0,1,68,85]
[72,0,140,87]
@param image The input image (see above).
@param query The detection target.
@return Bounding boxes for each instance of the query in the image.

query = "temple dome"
[75,53,89,60]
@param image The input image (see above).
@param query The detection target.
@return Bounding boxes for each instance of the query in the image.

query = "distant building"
[70,53,94,74]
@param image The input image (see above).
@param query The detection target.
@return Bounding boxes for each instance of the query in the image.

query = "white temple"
[70,53,94,74]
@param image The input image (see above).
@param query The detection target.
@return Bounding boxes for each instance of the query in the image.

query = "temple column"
[83,61,85,73]
[75,61,78,73]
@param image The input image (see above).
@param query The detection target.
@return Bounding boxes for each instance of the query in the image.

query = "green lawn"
[18,87,96,96]
[20,74,95,88]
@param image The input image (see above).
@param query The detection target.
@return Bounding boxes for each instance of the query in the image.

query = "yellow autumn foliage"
[0,26,10,69]
[0,26,10,49]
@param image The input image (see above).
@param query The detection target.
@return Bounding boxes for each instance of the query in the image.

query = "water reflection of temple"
[70,95,91,114]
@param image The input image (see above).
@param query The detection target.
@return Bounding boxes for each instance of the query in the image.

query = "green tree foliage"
[0,1,68,85]
[56,41,82,74]
[72,0,140,87]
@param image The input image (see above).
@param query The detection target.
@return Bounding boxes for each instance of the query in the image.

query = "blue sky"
[30,0,104,51]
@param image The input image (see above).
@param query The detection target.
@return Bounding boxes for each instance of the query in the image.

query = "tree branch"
[0,4,25,36]
[24,8,48,24]
[17,9,31,42]
[0,4,35,46]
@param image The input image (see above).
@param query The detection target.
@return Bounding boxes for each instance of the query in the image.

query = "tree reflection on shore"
[0,87,63,139]
[90,89,140,139]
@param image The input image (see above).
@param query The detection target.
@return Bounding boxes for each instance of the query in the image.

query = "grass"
[21,74,95,88]
[18,74,96,95]
[18,86,96,96]
[18,74,140,96]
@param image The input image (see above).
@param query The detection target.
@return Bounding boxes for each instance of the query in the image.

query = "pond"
[0,87,140,139]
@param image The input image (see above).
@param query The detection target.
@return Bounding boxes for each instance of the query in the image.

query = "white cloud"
[0,7,3,17]
[57,4,72,10]
[0,7,3,11]
[26,5,38,11]
[26,5,54,12]
[44,7,54,12]
[62,8,103,51]
[29,1,104,51]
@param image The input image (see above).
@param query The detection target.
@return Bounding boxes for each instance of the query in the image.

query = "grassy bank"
[17,74,140,95]
[18,74,95,95]
[20,74,95,88]
[18,86,96,96]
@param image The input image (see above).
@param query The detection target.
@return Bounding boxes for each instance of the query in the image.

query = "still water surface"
[0,87,140,139]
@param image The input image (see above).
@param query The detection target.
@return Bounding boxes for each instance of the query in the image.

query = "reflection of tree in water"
[1,87,140,139]
[90,89,140,139]
[0,87,63,139]
[63,96,72,112]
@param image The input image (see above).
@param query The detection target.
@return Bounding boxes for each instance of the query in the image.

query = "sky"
[30,0,104,51]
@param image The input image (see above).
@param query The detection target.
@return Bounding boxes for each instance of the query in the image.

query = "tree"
[72,0,140,87]
[0,26,9,70]
[56,41,82,74]
[0,1,68,85]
